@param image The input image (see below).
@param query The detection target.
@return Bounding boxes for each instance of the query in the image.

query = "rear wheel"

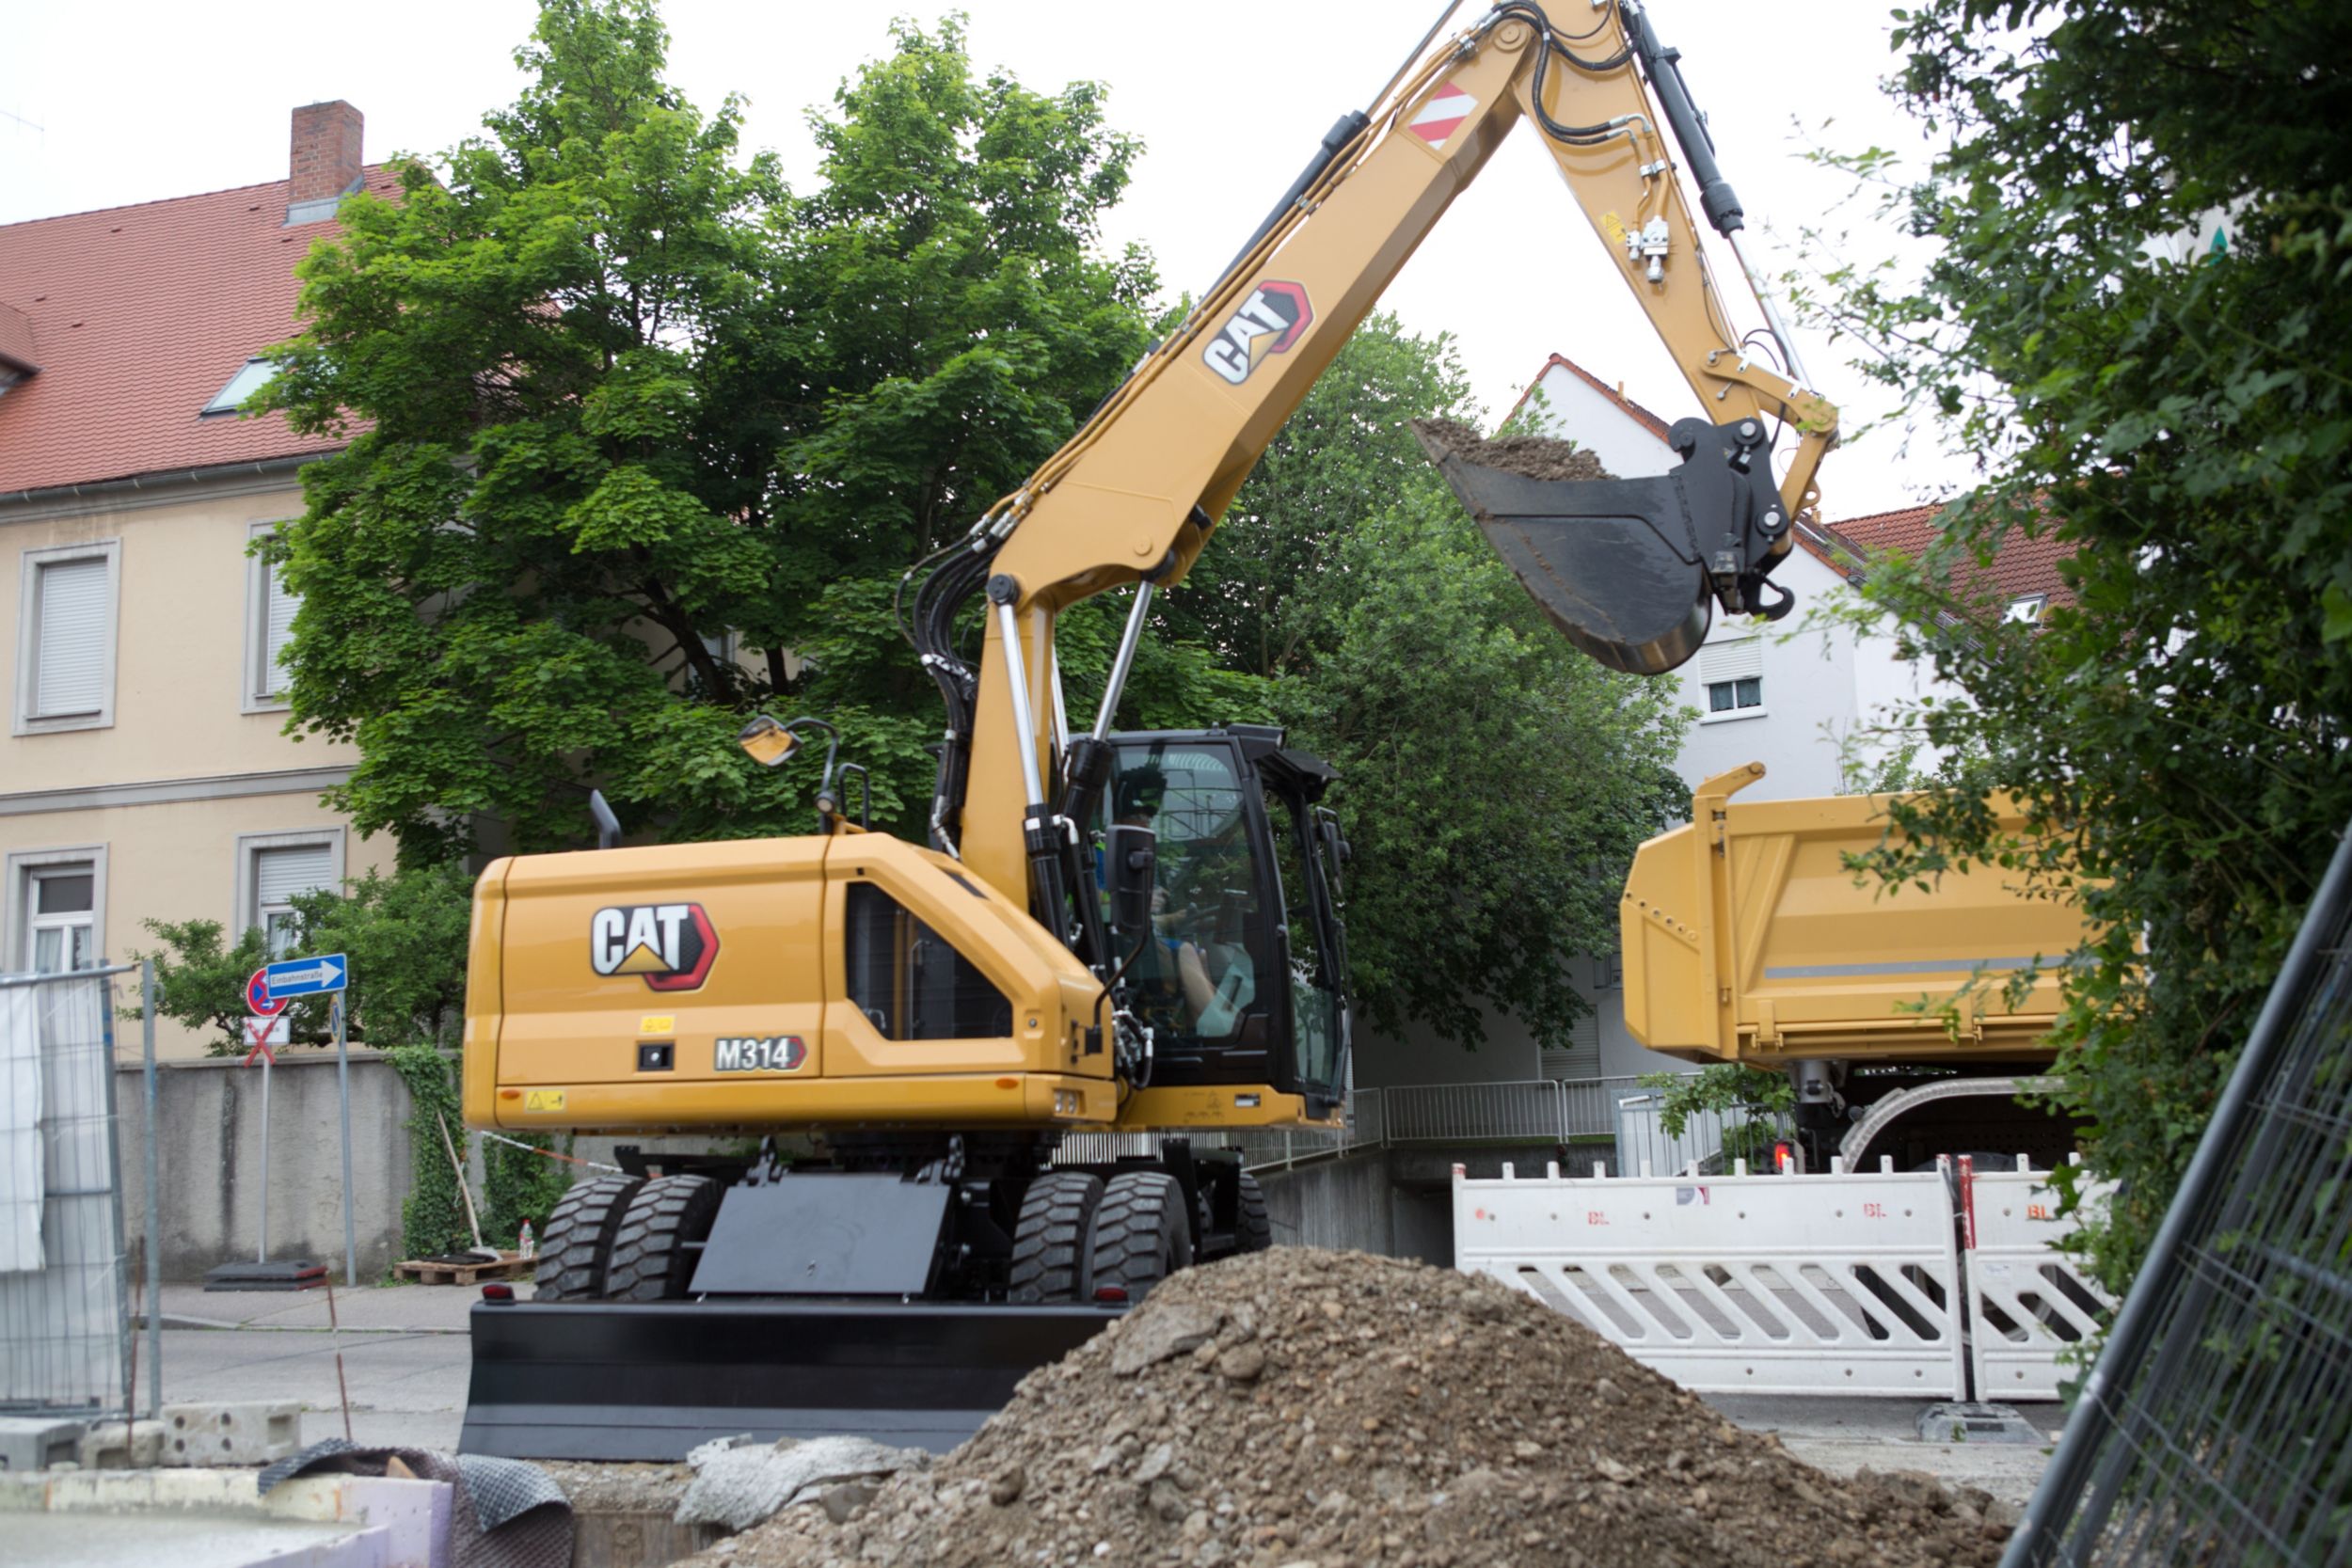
[1236,1172,1272,1253]
[533,1174,641,1302]
[1089,1171,1194,1304]
[1009,1172,1104,1304]
[604,1175,723,1302]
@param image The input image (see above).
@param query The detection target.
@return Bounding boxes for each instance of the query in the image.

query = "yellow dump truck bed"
[1622,765,2090,1066]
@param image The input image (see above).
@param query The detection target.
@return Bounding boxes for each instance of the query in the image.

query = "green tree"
[1796,0,2352,1291]
[262,2,1155,855]
[133,919,272,1056]
[284,864,473,1047]
[1273,464,1690,1052]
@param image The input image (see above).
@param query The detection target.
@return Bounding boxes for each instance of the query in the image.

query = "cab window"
[1103,744,1270,1049]
[844,882,1013,1039]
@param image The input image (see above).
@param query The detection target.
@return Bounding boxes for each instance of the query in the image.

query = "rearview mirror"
[1108,823,1157,933]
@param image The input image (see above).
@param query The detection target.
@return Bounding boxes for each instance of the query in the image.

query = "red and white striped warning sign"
[1408,84,1476,146]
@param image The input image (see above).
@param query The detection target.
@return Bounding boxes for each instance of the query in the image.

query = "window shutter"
[1540,1005,1602,1082]
[35,558,109,717]
[1698,635,1762,684]
[254,844,333,908]
[262,560,298,695]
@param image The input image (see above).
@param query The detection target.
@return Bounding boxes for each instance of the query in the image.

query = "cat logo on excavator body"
[1201,280,1312,386]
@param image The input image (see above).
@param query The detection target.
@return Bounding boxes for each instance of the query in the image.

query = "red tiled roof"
[0,168,396,496]
[1836,501,2074,608]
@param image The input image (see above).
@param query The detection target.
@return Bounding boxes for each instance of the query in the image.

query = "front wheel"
[1009,1172,1104,1304]
[603,1175,722,1301]
[1089,1171,1194,1305]
[1235,1172,1273,1253]
[532,1174,641,1302]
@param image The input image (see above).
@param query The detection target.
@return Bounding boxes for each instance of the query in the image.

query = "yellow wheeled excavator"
[458,0,1839,1459]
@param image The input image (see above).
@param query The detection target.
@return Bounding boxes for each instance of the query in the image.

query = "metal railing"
[1056,1077,1670,1176]
[0,964,149,1420]
[2008,821,2352,1566]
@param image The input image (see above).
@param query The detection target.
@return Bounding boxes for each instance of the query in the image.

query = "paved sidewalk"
[1704,1392,2061,1506]
[151,1279,531,1334]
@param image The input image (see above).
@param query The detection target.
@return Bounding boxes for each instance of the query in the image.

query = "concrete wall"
[1254,1150,1393,1256]
[117,1052,416,1282]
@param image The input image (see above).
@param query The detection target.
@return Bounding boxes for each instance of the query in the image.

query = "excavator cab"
[1099,728,1350,1119]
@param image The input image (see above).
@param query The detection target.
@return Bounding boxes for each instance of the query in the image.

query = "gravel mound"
[1413,417,1616,483]
[701,1250,2007,1568]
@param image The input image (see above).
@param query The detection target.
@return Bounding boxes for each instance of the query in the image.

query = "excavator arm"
[919,0,1838,951]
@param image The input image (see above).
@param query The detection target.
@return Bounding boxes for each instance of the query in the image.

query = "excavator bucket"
[459,1300,1118,1460]
[1415,427,1712,676]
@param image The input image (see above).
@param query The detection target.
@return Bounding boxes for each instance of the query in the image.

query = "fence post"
[100,975,132,1425]
[140,961,161,1418]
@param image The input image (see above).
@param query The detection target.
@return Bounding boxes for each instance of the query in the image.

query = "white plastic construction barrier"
[1961,1155,2115,1401]
[1455,1158,1969,1400]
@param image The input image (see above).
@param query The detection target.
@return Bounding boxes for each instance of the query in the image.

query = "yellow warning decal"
[638,1015,675,1035]
[524,1089,568,1113]
[1600,212,1629,250]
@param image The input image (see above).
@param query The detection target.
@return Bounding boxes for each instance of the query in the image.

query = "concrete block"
[77,1419,167,1470]
[0,1416,87,1471]
[162,1401,301,1466]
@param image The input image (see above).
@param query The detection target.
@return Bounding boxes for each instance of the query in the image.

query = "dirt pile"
[701,1250,2008,1568]
[1412,418,1617,483]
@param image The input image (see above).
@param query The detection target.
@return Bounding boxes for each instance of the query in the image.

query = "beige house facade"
[0,104,398,1055]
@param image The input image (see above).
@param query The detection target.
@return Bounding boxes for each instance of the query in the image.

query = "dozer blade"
[458,1300,1117,1461]
[1420,447,1711,676]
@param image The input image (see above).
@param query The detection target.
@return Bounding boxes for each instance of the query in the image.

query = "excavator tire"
[603,1175,722,1302]
[533,1174,642,1302]
[1009,1172,1104,1305]
[1236,1172,1273,1253]
[1089,1171,1194,1304]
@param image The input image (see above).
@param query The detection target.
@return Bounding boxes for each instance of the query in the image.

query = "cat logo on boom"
[1201,280,1313,386]
[589,903,720,992]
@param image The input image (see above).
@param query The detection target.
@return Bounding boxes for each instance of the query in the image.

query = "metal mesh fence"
[0,967,134,1418]
[2008,824,2352,1567]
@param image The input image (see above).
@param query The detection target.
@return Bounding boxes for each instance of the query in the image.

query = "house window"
[236,832,342,957]
[1697,633,1764,721]
[246,524,299,708]
[6,847,106,975]
[14,542,119,735]
[2005,594,2048,624]
[1540,1003,1602,1083]
[24,866,97,974]
[202,358,279,417]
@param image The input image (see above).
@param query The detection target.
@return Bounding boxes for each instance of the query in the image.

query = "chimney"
[287,101,364,225]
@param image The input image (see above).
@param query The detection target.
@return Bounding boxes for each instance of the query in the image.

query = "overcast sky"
[0,0,1960,518]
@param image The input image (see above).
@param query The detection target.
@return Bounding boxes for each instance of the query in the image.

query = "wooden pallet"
[392,1251,531,1286]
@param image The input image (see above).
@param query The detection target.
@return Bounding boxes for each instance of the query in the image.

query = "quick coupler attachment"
[1417,417,1793,676]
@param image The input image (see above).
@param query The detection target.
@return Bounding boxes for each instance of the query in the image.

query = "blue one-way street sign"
[264,952,349,997]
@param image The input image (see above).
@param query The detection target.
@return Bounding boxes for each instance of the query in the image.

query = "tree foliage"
[1799,0,2352,1290]
[263,2,1154,854]
[1264,441,1690,1049]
